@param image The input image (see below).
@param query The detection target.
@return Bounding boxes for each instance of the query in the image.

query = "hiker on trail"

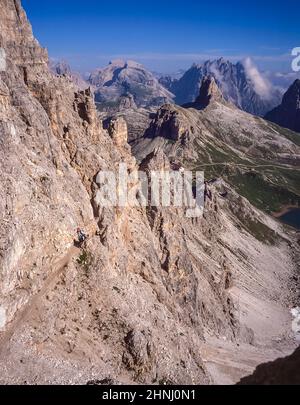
[77,228,87,244]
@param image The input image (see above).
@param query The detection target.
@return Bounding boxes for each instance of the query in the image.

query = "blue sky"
[22,0,299,73]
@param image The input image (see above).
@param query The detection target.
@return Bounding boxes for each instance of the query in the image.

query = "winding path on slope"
[194,162,300,170]
[0,245,80,355]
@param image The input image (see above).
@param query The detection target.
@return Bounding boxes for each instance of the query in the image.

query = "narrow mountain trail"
[195,162,300,170]
[0,245,80,355]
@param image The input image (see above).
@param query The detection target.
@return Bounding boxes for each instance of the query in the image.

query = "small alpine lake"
[278,208,300,230]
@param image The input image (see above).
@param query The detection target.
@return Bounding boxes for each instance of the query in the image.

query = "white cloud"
[243,57,272,100]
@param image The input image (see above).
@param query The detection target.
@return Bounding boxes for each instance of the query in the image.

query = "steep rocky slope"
[89,59,174,109]
[160,59,282,116]
[265,79,300,133]
[0,0,299,385]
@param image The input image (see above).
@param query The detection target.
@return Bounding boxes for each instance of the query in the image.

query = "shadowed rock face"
[0,0,299,386]
[144,105,190,141]
[265,80,300,133]
[182,76,226,110]
[194,76,225,108]
[238,346,300,385]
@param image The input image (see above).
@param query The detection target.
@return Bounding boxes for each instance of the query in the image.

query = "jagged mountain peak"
[282,79,300,107]
[0,0,34,43]
[203,57,229,68]
[108,58,126,67]
[293,78,300,86]
[108,59,144,69]
[191,62,202,69]
[0,0,48,74]
[265,79,300,132]
[194,75,225,108]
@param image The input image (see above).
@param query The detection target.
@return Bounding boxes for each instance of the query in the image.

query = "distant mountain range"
[159,58,282,116]
[50,58,297,118]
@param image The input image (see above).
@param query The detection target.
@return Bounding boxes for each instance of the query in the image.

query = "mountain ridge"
[88,59,175,109]
[265,79,300,133]
[159,58,282,116]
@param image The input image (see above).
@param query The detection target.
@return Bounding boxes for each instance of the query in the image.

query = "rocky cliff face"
[89,59,175,109]
[160,58,282,116]
[265,79,300,133]
[0,0,299,385]
[187,76,225,109]
[98,106,156,144]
